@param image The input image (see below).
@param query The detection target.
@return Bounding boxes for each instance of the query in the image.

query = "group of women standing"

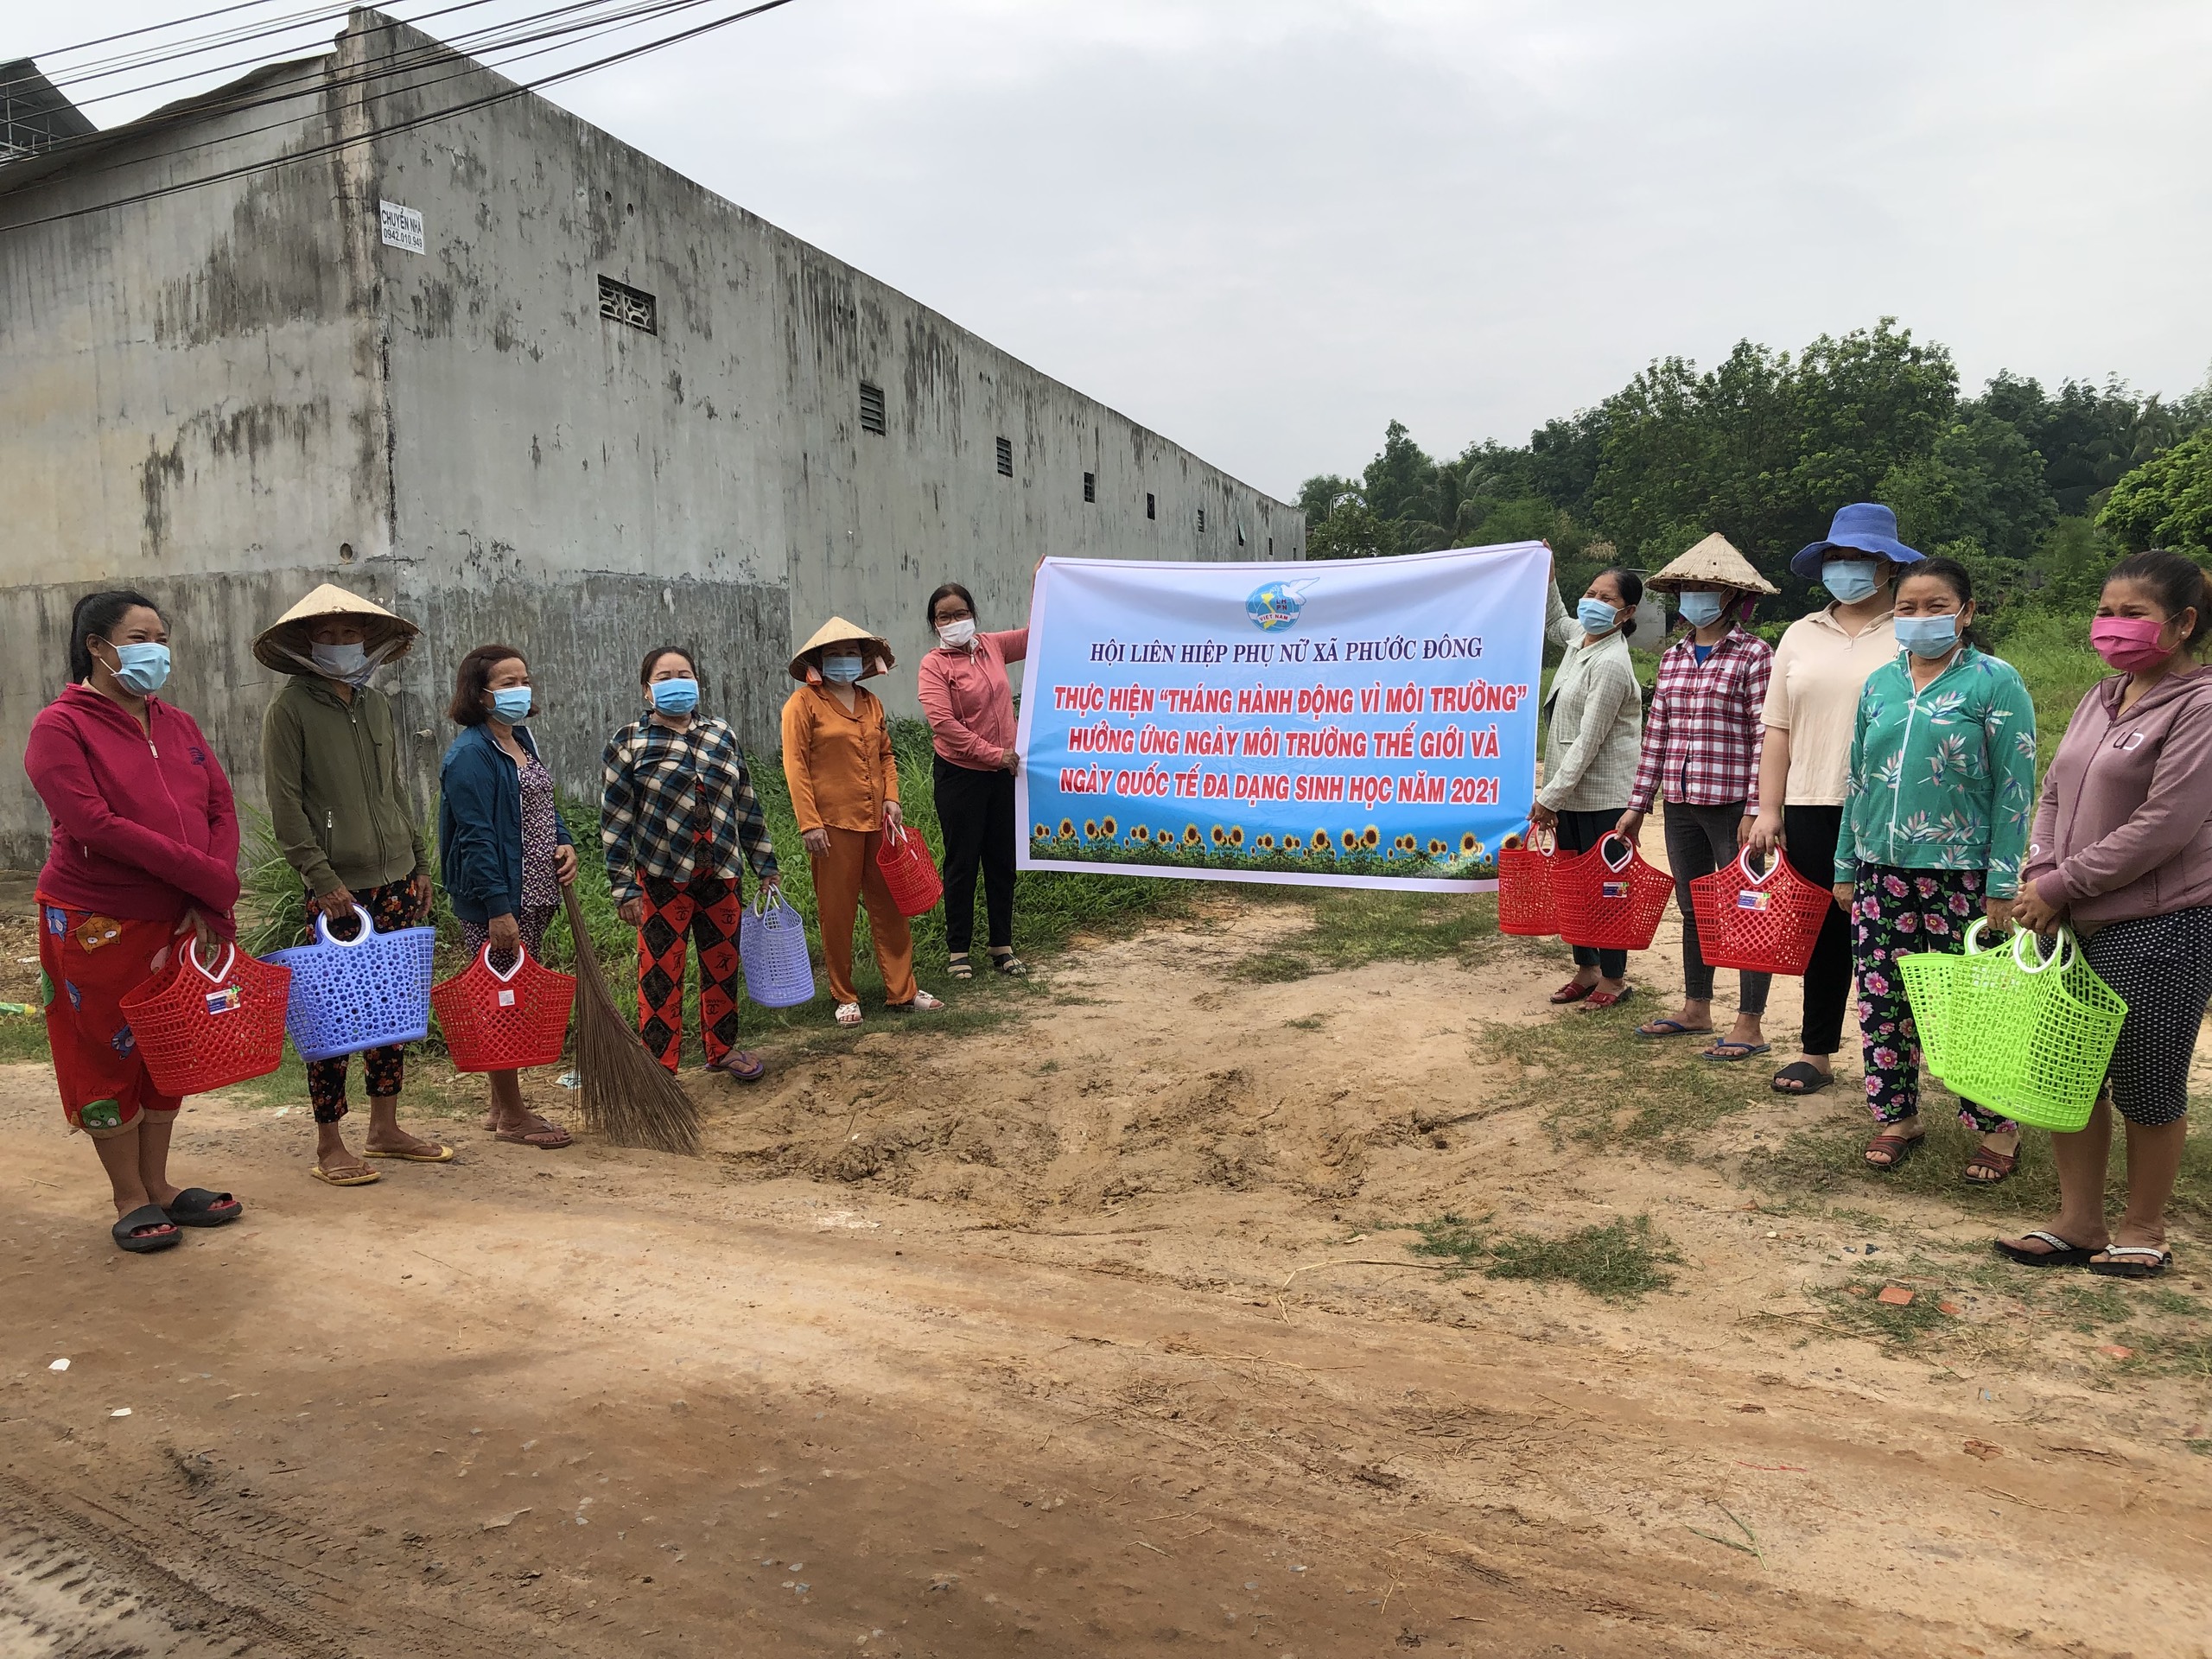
[24,579,1035,1250]
[1539,502,2212,1275]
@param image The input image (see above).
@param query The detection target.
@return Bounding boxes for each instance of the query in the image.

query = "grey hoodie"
[2026,664,2212,925]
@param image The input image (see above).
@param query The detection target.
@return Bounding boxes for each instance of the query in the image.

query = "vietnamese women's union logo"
[1246,579,1318,632]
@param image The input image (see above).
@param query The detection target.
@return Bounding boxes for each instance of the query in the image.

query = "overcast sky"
[22,0,2212,501]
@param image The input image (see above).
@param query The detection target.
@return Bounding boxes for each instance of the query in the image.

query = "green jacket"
[262,677,425,895]
[1839,645,2038,897]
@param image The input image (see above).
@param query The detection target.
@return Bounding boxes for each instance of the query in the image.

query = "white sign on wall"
[378,200,425,254]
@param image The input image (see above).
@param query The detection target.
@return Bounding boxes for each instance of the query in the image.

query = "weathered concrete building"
[0,10,1300,867]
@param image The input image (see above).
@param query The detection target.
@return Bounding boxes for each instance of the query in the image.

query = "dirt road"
[3,903,2207,1657]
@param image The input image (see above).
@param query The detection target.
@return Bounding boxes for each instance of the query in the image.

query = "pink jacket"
[918,627,1027,771]
[24,683,241,931]
[2025,664,2212,927]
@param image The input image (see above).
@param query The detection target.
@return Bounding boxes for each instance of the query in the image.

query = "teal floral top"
[1838,646,2038,896]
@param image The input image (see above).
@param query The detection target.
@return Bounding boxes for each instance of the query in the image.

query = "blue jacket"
[437,723,573,925]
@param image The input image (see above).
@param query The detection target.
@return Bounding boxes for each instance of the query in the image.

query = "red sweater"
[24,683,241,931]
[918,627,1027,770]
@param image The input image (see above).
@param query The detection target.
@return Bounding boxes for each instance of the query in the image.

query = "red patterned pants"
[635,873,745,1071]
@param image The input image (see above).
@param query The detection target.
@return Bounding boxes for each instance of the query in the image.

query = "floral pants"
[1851,862,2012,1133]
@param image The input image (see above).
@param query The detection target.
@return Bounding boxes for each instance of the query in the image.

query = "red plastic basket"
[1689,847,1834,976]
[875,826,944,918]
[1496,823,1558,937]
[431,944,576,1073]
[118,938,292,1096]
[1554,833,1672,952]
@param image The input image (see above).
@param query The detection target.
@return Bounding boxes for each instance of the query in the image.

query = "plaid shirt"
[1626,626,1772,812]
[601,716,779,905]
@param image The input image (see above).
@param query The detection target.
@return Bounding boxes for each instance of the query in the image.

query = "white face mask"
[310,640,372,683]
[937,618,977,649]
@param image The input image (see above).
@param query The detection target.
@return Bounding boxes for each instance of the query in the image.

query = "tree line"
[1300,318,2212,626]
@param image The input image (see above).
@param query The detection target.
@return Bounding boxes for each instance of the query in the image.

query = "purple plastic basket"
[739,888,816,1009]
[264,904,436,1061]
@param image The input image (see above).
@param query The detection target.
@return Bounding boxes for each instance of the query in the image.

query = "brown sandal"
[1963,1146,2018,1185]
[493,1114,573,1149]
[1864,1131,1921,1170]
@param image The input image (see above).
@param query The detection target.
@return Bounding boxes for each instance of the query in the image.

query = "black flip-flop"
[1770,1061,1833,1095]
[1993,1230,2095,1268]
[112,1205,181,1254]
[2088,1246,2173,1279]
[162,1187,242,1228]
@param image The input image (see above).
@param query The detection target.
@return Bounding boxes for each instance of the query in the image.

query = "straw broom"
[560,883,700,1155]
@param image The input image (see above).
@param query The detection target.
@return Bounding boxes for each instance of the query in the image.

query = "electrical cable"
[22,0,309,63]
[0,0,801,233]
[10,0,728,193]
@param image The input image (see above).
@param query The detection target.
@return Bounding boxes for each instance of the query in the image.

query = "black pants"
[1782,804,1851,1056]
[1554,807,1629,981]
[1663,801,1770,1013]
[933,756,1015,954]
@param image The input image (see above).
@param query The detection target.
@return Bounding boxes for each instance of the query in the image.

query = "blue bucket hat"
[1789,502,1923,580]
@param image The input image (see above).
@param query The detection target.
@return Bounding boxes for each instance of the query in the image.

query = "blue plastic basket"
[740,887,816,1009]
[264,905,437,1061]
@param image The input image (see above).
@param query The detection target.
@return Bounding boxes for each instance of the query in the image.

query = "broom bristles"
[562,884,701,1156]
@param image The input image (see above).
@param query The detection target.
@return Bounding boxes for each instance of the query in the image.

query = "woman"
[257,585,449,1185]
[1747,502,1915,1096]
[1835,559,2036,1182]
[602,645,781,1079]
[1529,564,1644,1010]
[1616,534,1777,1059]
[438,644,578,1149]
[2000,550,2212,1274]
[916,582,1027,979]
[781,617,943,1027]
[24,591,244,1252]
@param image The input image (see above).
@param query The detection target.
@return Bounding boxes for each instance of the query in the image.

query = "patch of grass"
[0,1013,48,1063]
[1485,1214,1683,1302]
[1477,991,1766,1153]
[2110,1329,2212,1383]
[1283,1014,1327,1031]
[1230,889,1503,982]
[1402,1210,1682,1303]
[1745,1096,2212,1227]
[1812,1280,1950,1347]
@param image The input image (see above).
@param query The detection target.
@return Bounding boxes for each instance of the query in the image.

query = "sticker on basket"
[1601,880,1630,899]
[204,985,242,1015]
[1737,889,1770,911]
[498,988,517,1007]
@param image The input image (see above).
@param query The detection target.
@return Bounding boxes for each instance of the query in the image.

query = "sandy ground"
[3,889,2209,1658]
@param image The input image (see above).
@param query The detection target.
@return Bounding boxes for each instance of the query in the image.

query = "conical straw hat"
[1643,532,1778,596]
[789,615,895,682]
[253,583,419,672]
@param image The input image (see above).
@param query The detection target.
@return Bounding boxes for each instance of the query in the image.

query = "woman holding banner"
[1529,567,1645,1010]
[917,582,1028,979]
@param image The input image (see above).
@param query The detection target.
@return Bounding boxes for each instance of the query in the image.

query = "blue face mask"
[102,639,172,695]
[1821,559,1882,604]
[1895,613,1961,658]
[650,677,699,715]
[1675,590,1726,628]
[1576,598,1622,637]
[490,685,534,723]
[822,654,864,683]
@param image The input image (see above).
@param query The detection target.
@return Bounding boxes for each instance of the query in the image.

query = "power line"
[9,0,729,194]
[24,0,307,63]
[0,0,802,234]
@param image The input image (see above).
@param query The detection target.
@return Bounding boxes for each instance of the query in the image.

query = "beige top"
[1760,606,1897,804]
[1538,581,1643,812]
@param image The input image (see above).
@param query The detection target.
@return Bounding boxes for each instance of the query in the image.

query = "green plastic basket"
[1937,925,2127,1133]
[1896,917,1994,1084]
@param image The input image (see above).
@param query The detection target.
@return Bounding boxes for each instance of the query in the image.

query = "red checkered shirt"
[1626,625,1773,812]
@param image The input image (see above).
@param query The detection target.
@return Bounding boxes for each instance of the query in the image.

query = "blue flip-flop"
[1635,1019,1715,1039]
[1701,1041,1771,1062]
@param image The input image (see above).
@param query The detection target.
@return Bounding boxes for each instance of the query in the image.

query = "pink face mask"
[2090,615,2171,672]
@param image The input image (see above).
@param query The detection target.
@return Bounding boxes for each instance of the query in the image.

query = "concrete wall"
[0,8,1300,868]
